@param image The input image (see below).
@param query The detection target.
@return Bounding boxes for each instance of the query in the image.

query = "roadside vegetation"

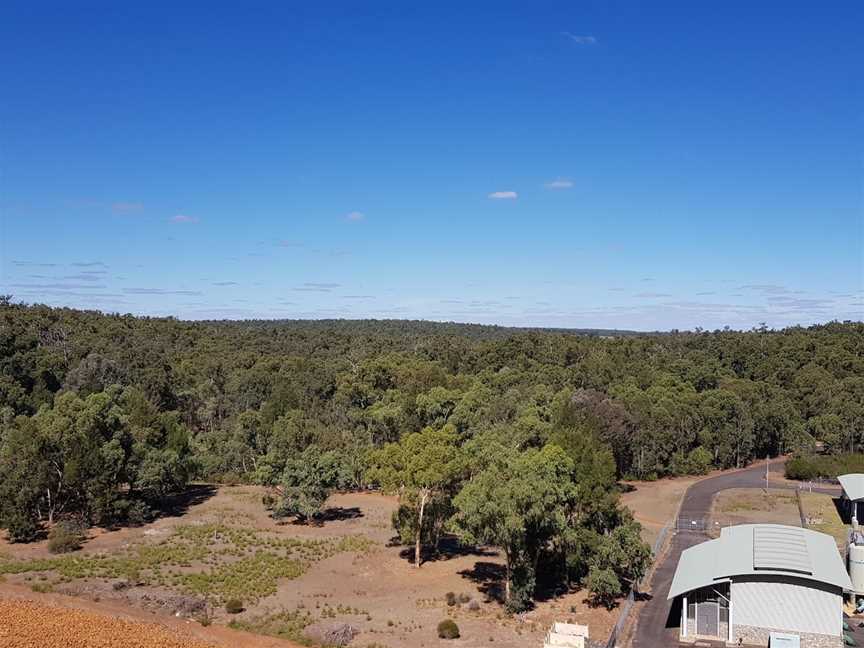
[1,300,862,612]
[785,453,864,481]
[800,492,847,548]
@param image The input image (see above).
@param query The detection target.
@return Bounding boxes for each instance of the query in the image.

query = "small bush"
[468,599,480,611]
[458,592,471,604]
[5,512,41,543]
[47,521,84,554]
[445,591,457,606]
[125,500,152,526]
[225,598,244,614]
[438,619,460,639]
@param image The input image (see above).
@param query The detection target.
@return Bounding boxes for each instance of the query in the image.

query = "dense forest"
[1,299,862,610]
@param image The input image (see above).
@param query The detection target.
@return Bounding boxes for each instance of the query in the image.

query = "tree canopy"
[1,300,861,608]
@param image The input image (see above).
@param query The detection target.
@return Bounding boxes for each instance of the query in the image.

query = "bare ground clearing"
[0,487,617,648]
[620,476,700,546]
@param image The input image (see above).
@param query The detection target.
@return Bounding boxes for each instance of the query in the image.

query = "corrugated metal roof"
[668,524,852,600]
[838,474,864,502]
[753,526,812,574]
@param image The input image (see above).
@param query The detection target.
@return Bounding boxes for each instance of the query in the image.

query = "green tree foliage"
[269,445,341,522]
[0,385,192,539]
[452,444,580,611]
[1,301,862,610]
[366,425,466,567]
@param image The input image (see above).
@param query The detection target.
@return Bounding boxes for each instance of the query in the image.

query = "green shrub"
[786,453,864,481]
[438,619,460,639]
[47,521,84,554]
[225,598,244,614]
[4,512,41,543]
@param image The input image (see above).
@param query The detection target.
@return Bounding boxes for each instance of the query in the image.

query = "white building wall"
[730,577,842,637]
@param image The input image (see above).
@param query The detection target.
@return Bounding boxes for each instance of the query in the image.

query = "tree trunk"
[504,551,511,601]
[415,489,428,569]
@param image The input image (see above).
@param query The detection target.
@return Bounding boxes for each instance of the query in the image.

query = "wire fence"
[603,522,672,648]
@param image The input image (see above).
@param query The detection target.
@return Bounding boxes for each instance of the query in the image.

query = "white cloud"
[346,211,365,222]
[488,191,518,200]
[171,214,199,224]
[562,32,597,45]
[544,178,574,189]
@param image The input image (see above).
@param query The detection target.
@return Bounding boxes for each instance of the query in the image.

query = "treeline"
[1,300,862,607]
[785,453,864,481]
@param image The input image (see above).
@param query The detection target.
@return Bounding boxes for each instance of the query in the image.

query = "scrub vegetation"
[0,521,373,605]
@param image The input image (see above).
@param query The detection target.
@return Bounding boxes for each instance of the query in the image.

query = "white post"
[728,598,733,644]
[682,595,688,638]
[694,594,698,636]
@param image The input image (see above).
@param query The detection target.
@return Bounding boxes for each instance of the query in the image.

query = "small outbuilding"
[838,474,864,522]
[668,524,851,647]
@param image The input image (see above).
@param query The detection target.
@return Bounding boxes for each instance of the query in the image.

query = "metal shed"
[838,474,864,522]
[668,524,851,647]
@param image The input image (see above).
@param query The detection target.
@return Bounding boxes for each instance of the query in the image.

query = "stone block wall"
[733,624,844,648]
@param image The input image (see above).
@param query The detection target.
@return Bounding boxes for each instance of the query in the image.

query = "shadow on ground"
[458,561,507,602]
[395,537,497,566]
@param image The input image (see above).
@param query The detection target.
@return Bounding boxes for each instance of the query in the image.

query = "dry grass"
[709,488,801,537]
[800,492,848,548]
[0,598,216,648]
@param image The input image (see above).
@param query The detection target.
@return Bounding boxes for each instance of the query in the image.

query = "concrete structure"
[838,474,864,523]
[668,524,851,647]
[544,622,588,648]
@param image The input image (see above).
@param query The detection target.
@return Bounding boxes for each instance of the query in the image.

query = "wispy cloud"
[71,261,108,268]
[293,282,341,293]
[9,282,107,290]
[488,191,518,200]
[213,281,239,287]
[12,260,59,268]
[171,214,199,224]
[740,284,789,295]
[123,287,203,296]
[345,211,365,222]
[562,32,597,45]
[342,295,374,299]
[112,201,144,214]
[304,282,340,289]
[62,274,104,282]
[544,178,574,189]
[635,292,673,298]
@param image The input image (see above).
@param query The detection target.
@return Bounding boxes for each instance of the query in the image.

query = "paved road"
[630,461,839,648]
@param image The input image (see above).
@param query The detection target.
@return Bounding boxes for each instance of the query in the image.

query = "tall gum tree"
[366,424,466,568]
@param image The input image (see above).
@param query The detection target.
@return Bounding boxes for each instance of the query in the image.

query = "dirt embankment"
[0,584,305,648]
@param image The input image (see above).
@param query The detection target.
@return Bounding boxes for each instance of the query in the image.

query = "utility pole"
[765,454,769,493]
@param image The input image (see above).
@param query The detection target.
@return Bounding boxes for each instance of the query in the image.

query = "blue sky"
[1,2,862,330]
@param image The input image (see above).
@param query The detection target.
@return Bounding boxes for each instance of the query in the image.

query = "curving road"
[630,460,839,648]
